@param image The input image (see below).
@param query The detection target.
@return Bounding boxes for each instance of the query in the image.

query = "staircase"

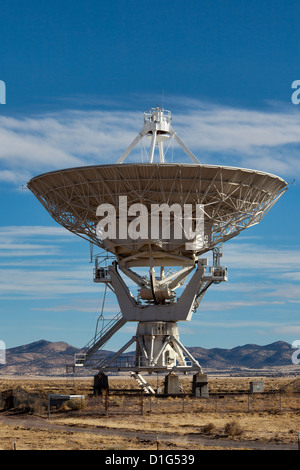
[69,312,126,369]
[130,372,155,394]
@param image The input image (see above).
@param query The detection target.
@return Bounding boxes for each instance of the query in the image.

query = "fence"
[1,388,300,417]
[0,387,46,415]
[60,390,300,417]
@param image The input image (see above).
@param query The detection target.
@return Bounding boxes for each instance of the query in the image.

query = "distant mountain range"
[0,339,297,376]
[188,341,295,369]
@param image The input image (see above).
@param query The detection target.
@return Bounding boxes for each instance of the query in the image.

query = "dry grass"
[0,421,150,450]
[51,409,300,444]
[0,375,299,450]
[0,374,296,395]
[1,410,299,450]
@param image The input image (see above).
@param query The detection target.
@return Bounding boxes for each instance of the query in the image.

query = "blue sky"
[0,0,300,353]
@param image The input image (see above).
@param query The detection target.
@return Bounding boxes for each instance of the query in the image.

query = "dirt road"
[0,412,296,451]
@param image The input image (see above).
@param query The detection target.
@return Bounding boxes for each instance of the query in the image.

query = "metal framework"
[27,163,287,267]
[27,108,288,391]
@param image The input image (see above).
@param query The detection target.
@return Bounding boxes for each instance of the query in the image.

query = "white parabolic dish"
[28,162,288,266]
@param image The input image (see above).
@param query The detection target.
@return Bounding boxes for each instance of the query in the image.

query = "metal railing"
[74,312,125,366]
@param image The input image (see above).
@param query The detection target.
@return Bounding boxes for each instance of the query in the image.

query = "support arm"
[170,126,200,164]
[96,336,137,370]
[116,131,146,164]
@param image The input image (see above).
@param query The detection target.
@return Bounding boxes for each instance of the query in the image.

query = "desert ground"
[0,374,299,450]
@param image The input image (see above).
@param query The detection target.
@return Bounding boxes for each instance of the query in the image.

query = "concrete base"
[164,373,181,395]
[192,373,209,397]
[93,373,109,396]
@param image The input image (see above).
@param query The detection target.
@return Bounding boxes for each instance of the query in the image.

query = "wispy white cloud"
[192,319,289,328]
[282,272,300,281]
[0,225,94,298]
[223,242,300,271]
[32,299,117,314]
[0,110,140,184]
[0,98,299,186]
[0,225,77,259]
[180,104,300,151]
[0,226,69,238]
[0,169,31,184]
[0,266,95,298]
[199,299,286,311]
[272,325,300,335]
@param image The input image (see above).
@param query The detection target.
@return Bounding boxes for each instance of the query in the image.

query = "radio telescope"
[28,107,288,395]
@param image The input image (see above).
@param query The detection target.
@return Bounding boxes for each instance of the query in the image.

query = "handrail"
[74,312,125,365]
[81,312,122,353]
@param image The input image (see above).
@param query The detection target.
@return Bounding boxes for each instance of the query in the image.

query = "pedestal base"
[93,373,109,396]
[192,373,209,397]
[164,373,181,395]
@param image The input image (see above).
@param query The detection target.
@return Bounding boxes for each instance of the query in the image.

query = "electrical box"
[249,381,264,393]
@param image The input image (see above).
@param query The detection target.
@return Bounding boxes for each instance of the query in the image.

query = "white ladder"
[130,372,155,394]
